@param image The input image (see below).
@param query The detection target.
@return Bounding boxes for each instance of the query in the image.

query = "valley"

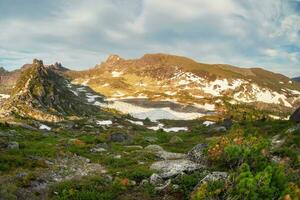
[0,55,299,200]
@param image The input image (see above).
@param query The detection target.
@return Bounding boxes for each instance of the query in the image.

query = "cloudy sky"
[0,0,299,77]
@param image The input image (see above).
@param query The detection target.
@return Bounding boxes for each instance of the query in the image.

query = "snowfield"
[101,100,207,121]
[39,124,51,131]
[96,120,113,126]
[0,94,10,99]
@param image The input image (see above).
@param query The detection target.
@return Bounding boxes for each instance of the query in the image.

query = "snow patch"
[165,91,177,96]
[234,84,292,107]
[0,94,10,99]
[111,71,123,77]
[147,123,188,132]
[127,119,144,126]
[203,121,215,126]
[102,101,205,121]
[96,120,113,126]
[163,127,188,132]
[86,93,102,103]
[194,103,215,111]
[39,124,51,131]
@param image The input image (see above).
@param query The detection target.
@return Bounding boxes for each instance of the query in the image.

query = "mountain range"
[0,53,299,122]
[1,53,300,200]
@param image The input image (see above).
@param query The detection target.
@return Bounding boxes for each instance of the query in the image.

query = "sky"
[0,0,299,77]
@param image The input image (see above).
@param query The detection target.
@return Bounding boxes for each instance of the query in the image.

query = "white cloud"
[0,0,299,77]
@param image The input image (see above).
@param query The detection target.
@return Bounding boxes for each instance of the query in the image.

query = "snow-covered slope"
[66,54,300,116]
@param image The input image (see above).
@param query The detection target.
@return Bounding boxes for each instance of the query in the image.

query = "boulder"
[150,159,203,178]
[149,173,164,185]
[199,172,228,184]
[145,144,185,160]
[207,126,227,133]
[169,136,183,144]
[271,134,285,149]
[285,124,300,134]
[7,141,19,150]
[222,117,233,129]
[109,133,129,143]
[290,107,300,123]
[187,143,208,164]
[144,144,164,152]
[144,136,158,143]
[158,151,186,160]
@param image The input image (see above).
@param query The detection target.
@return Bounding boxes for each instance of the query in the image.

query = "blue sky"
[0,0,299,77]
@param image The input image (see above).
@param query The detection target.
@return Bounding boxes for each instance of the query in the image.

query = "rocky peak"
[106,55,123,64]
[47,62,69,72]
[0,59,99,122]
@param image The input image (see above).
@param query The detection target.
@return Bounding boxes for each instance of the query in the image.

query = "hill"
[66,53,300,118]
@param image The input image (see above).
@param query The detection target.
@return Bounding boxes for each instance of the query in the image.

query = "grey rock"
[7,141,19,150]
[199,172,228,184]
[155,179,171,191]
[145,145,164,152]
[90,147,107,153]
[271,134,285,149]
[172,184,180,190]
[109,133,129,143]
[187,143,208,164]
[144,136,158,143]
[150,159,203,178]
[145,145,185,160]
[207,126,227,133]
[140,179,149,186]
[285,124,300,134]
[271,156,281,163]
[169,136,183,144]
[149,173,164,185]
[90,143,108,153]
[158,151,186,160]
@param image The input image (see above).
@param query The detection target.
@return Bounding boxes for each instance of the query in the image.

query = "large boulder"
[290,107,300,123]
[150,159,203,178]
[187,143,208,164]
[145,144,185,160]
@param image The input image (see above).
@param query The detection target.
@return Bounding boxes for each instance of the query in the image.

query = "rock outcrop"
[0,59,99,122]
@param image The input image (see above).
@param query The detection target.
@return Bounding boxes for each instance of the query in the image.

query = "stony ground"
[0,116,299,200]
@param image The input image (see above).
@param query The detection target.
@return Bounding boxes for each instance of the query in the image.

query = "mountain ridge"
[0,59,100,122]
[66,53,300,117]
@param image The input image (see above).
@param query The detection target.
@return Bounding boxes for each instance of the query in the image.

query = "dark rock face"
[290,107,300,123]
[222,117,233,129]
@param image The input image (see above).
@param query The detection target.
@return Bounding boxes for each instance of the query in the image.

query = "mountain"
[66,53,300,117]
[0,59,100,122]
[292,76,300,82]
